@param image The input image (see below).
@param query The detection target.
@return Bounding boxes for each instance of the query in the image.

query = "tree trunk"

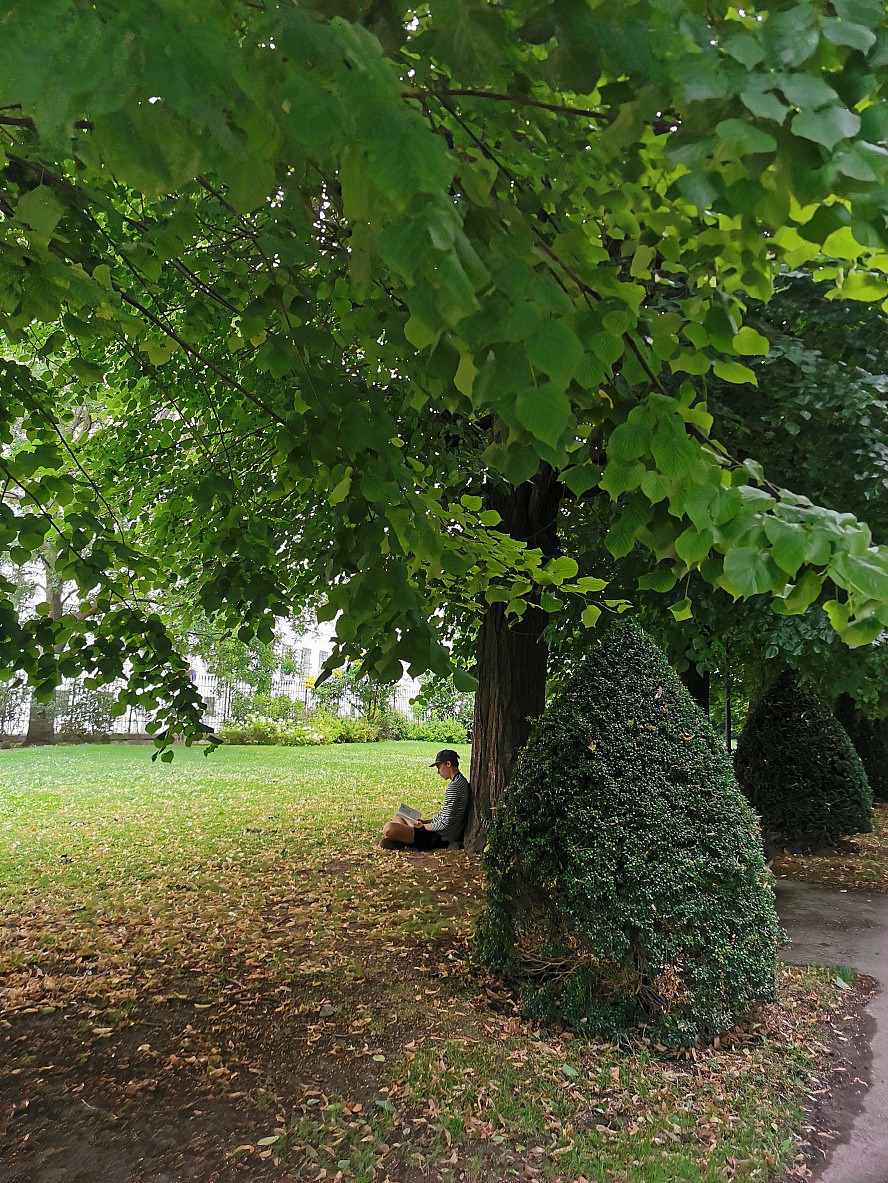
[724,663,732,752]
[465,466,561,851]
[679,662,710,715]
[24,548,63,745]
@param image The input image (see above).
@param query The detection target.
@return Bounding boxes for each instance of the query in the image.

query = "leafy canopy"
[3,1,888,739]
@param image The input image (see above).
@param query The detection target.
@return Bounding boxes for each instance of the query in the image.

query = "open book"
[396,803,422,823]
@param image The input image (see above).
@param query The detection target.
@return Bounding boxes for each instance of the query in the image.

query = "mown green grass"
[0,743,858,1182]
[0,741,468,895]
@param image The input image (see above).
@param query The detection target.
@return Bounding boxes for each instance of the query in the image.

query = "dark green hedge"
[476,621,780,1046]
[735,672,874,846]
[834,697,888,806]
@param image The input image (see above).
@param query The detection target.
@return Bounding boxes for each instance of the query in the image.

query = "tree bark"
[465,466,561,851]
[24,548,63,745]
[679,662,710,715]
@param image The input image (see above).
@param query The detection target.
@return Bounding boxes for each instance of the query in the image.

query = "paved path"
[774,880,888,1183]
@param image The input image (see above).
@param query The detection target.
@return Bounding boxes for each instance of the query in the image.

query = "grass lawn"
[0,742,868,1182]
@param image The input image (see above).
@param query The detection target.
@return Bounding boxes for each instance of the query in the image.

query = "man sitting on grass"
[380,749,470,851]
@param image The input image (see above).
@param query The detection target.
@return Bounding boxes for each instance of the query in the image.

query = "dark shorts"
[413,826,447,851]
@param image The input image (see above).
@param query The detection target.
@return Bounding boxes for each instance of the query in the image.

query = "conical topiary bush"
[834,697,888,806]
[735,672,874,847]
[476,621,781,1045]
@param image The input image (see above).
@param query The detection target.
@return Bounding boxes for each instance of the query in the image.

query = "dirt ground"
[0,952,454,1183]
[0,850,879,1183]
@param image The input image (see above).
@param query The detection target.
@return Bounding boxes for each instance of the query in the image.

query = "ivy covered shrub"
[735,672,874,846]
[476,622,780,1045]
[834,698,888,805]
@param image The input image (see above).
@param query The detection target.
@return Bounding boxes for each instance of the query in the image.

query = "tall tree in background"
[4,2,888,819]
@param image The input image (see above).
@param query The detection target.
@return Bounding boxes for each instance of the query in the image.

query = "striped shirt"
[428,771,471,843]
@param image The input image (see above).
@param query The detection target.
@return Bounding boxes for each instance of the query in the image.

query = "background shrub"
[402,718,468,744]
[334,715,381,743]
[218,708,463,746]
[368,707,407,740]
[476,621,780,1045]
[834,697,888,805]
[218,714,321,746]
[735,671,874,846]
[54,683,115,741]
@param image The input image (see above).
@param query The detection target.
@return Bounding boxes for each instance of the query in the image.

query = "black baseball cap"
[430,749,460,767]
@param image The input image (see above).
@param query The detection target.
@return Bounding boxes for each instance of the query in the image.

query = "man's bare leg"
[382,817,417,844]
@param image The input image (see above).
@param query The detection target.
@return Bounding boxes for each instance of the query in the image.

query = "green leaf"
[838,272,888,301]
[823,598,851,633]
[764,518,810,577]
[16,186,65,237]
[454,352,478,397]
[675,527,713,566]
[145,338,177,366]
[835,143,884,183]
[682,484,717,531]
[514,385,571,448]
[781,569,824,614]
[791,106,861,151]
[68,359,106,385]
[715,119,777,154]
[405,315,439,350]
[722,548,781,597]
[561,465,600,497]
[651,420,696,480]
[581,604,601,627]
[637,568,677,593]
[601,460,645,497]
[821,16,877,52]
[452,668,477,692]
[669,597,693,621]
[329,473,352,505]
[640,470,672,504]
[732,327,770,356]
[712,359,757,385]
[830,552,888,602]
[605,502,649,559]
[505,597,527,618]
[740,88,790,123]
[608,416,653,464]
[525,321,583,387]
[776,73,839,109]
[546,556,579,583]
[839,618,885,646]
[726,33,766,69]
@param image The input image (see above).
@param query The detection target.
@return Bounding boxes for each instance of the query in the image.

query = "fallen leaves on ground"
[0,744,875,1182]
[773,804,888,893]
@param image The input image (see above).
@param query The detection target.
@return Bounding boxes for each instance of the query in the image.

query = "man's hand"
[412,819,425,829]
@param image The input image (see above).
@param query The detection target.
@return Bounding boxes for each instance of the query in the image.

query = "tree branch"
[402,89,608,123]
[117,292,290,428]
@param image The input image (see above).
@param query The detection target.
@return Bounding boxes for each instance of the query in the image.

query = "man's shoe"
[379,838,408,850]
